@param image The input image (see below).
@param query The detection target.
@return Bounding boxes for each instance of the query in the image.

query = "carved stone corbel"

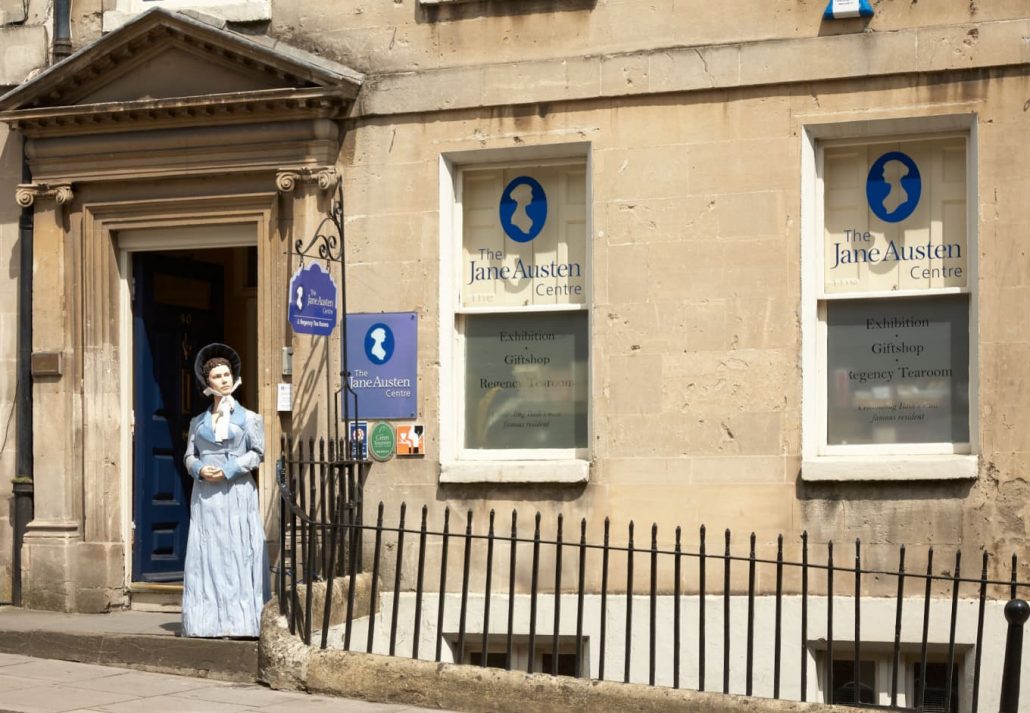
[15,186,36,208]
[313,167,339,191]
[15,182,75,208]
[275,167,339,194]
[274,170,301,193]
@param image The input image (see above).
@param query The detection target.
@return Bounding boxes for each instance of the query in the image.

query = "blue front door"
[132,253,223,583]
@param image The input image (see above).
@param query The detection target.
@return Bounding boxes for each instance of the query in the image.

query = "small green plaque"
[369,422,396,462]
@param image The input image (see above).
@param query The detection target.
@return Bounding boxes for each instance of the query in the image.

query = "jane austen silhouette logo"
[499,176,548,243]
[866,152,922,224]
[364,323,395,365]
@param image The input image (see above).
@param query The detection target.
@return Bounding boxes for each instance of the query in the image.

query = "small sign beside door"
[369,422,396,462]
[349,421,369,461]
[395,424,425,457]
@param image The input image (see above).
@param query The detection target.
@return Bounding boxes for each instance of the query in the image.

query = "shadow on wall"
[437,481,588,507]
[792,464,1030,584]
[0,128,25,282]
[416,0,597,23]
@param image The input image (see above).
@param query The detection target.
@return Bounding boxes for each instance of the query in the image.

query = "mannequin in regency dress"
[181,342,268,638]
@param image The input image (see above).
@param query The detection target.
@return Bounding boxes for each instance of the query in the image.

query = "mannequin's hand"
[200,466,225,482]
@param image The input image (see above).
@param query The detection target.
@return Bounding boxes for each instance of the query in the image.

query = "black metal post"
[624,521,634,684]
[649,523,657,687]
[412,506,428,660]
[366,503,385,653]
[746,532,755,696]
[724,528,731,695]
[528,513,541,674]
[673,526,681,689]
[575,518,586,678]
[971,551,988,713]
[389,503,406,657]
[481,510,495,667]
[891,544,906,707]
[599,518,609,681]
[827,541,834,704]
[53,0,71,60]
[12,146,33,608]
[774,533,783,699]
[457,510,473,664]
[944,551,961,713]
[435,508,450,663]
[552,514,564,676]
[506,511,517,671]
[999,599,1029,713]
[800,531,808,702]
[700,524,706,692]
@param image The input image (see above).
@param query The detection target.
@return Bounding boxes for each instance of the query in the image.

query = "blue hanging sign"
[287,262,338,336]
[824,0,873,19]
[866,151,922,224]
[344,312,418,419]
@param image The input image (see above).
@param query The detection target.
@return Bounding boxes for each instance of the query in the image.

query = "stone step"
[129,583,183,613]
[0,606,257,683]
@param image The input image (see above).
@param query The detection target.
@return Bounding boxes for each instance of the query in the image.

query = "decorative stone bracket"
[15,182,75,208]
[275,167,338,194]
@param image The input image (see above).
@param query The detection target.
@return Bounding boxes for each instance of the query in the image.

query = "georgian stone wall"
[1,0,1029,610]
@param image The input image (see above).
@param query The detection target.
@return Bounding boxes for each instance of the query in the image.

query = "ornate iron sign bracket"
[279,171,359,456]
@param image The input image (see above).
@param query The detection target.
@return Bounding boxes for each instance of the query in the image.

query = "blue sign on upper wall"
[499,176,548,243]
[288,263,338,336]
[344,312,418,419]
[866,151,922,224]
[823,0,873,19]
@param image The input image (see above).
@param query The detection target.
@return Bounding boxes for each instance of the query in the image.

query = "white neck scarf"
[204,378,242,442]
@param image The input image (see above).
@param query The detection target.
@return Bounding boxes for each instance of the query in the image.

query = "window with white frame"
[453,161,589,462]
[805,132,975,477]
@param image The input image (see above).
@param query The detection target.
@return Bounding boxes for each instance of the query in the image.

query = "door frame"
[114,212,263,589]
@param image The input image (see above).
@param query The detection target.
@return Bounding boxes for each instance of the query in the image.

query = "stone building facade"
[0,0,1027,704]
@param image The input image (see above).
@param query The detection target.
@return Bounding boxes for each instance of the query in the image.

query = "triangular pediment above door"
[72,44,292,105]
[0,7,363,132]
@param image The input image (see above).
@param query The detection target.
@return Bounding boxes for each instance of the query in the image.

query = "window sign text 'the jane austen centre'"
[821,137,970,448]
[460,163,588,452]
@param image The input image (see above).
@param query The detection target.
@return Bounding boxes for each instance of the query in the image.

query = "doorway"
[127,241,258,584]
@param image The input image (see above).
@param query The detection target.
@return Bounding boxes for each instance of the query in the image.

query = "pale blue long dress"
[182,403,268,637]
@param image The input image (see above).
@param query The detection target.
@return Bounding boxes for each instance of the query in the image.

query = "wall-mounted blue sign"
[824,0,873,19]
[288,263,338,336]
[344,312,417,419]
[499,176,548,243]
[866,151,922,224]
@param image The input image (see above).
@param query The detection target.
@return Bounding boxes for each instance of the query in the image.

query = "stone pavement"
[0,652,452,713]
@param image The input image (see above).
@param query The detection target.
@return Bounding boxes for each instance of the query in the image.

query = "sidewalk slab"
[0,653,449,712]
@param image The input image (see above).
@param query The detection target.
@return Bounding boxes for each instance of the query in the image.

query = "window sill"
[801,454,978,482]
[440,459,589,484]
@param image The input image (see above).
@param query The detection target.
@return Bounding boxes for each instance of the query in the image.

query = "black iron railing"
[275,490,1030,712]
[275,435,369,646]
